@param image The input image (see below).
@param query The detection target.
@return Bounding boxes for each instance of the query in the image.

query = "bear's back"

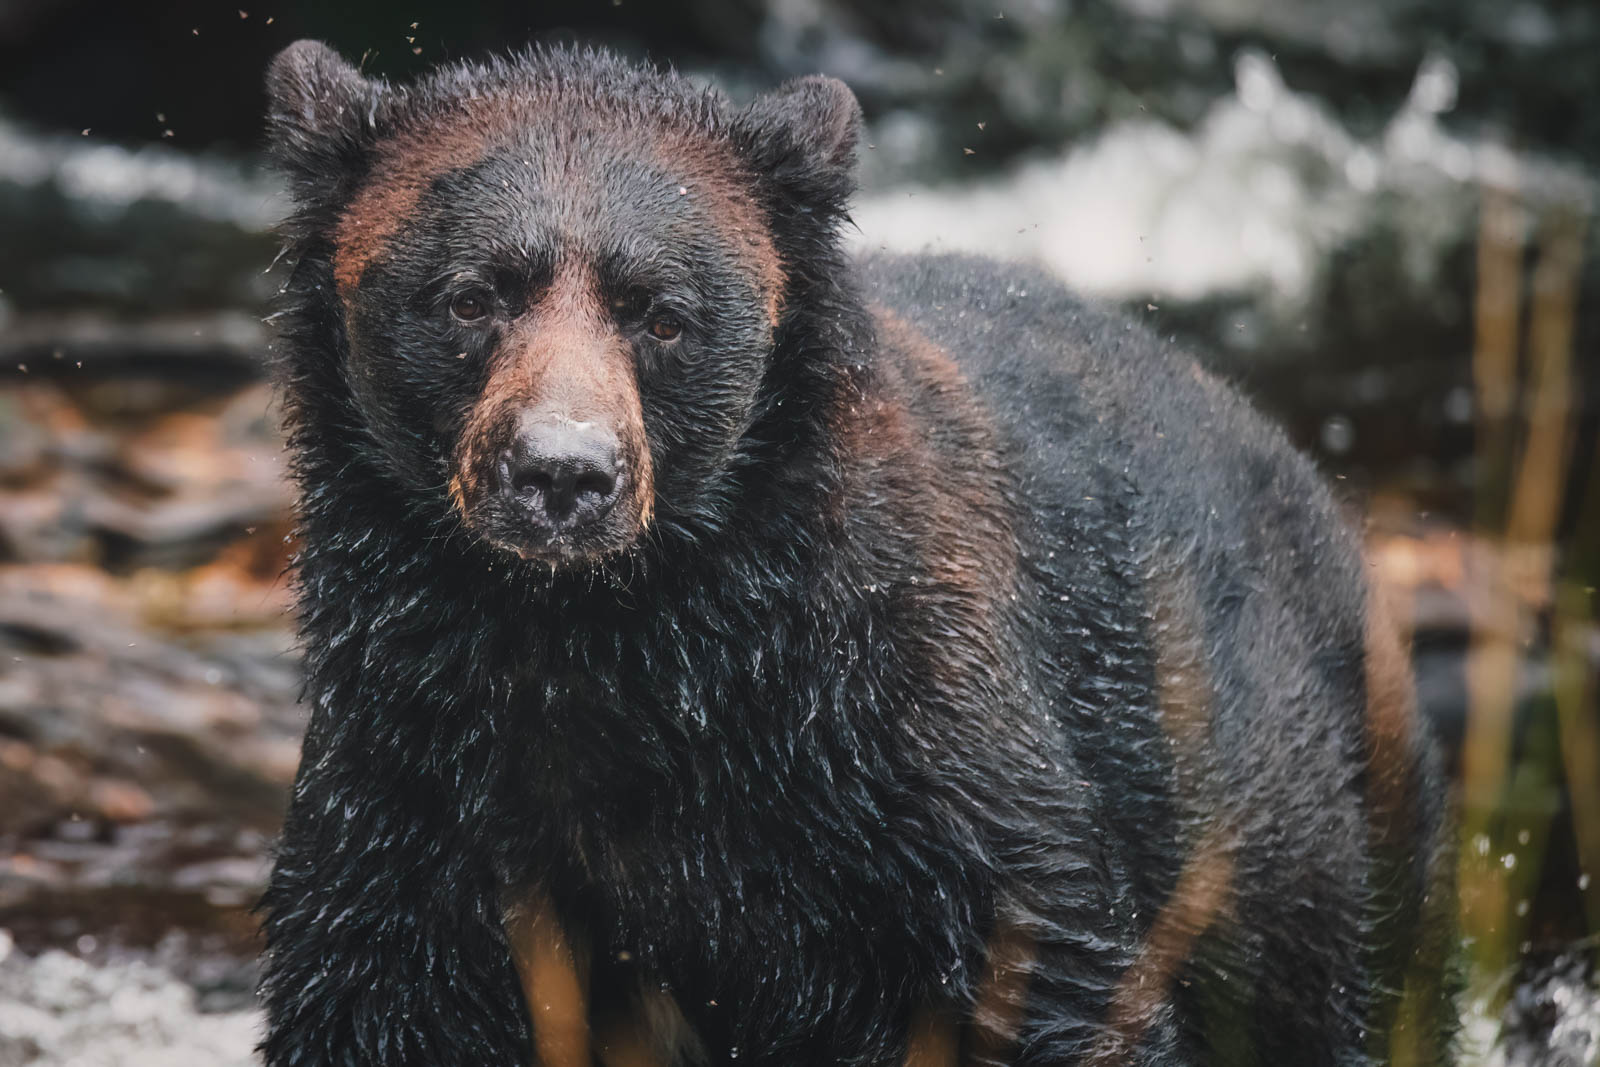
[858,252,1368,720]
[857,249,1418,852]
[859,251,1452,1062]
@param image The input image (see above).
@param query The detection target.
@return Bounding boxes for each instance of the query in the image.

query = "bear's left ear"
[265,40,387,206]
[733,75,861,219]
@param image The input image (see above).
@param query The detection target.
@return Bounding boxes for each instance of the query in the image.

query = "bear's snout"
[445,293,657,566]
[497,413,624,533]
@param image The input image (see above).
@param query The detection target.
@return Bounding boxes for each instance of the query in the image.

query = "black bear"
[259,40,1454,1066]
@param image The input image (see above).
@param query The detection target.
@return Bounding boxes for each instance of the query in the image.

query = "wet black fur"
[259,42,1455,1066]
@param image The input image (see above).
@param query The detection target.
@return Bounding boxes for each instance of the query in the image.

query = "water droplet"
[1320,415,1354,455]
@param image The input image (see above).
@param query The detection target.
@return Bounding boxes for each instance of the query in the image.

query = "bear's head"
[265,42,859,567]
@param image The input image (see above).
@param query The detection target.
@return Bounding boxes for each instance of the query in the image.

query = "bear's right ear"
[265,40,385,204]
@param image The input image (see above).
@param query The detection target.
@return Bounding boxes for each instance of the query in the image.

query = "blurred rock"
[0,311,268,387]
[0,115,282,314]
[0,930,260,1067]
[750,0,1600,184]
[0,552,300,958]
[852,49,1599,514]
[1458,948,1600,1067]
[0,380,291,570]
[1497,950,1600,1067]
[857,49,1593,320]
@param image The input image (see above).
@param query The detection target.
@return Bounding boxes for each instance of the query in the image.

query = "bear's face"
[265,43,859,568]
[337,114,784,565]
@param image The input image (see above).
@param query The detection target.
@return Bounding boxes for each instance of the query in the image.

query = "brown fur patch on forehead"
[646,128,785,327]
[333,96,523,298]
[332,95,784,321]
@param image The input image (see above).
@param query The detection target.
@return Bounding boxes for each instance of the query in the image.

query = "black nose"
[499,416,623,528]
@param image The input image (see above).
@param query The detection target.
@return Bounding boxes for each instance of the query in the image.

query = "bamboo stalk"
[1458,188,1588,998]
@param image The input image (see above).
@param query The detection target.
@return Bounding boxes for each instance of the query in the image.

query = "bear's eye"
[649,316,683,342]
[450,292,489,323]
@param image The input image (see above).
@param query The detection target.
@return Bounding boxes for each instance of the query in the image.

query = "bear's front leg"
[259,752,532,1066]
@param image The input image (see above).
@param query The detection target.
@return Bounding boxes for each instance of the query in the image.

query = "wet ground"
[0,371,296,1061]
